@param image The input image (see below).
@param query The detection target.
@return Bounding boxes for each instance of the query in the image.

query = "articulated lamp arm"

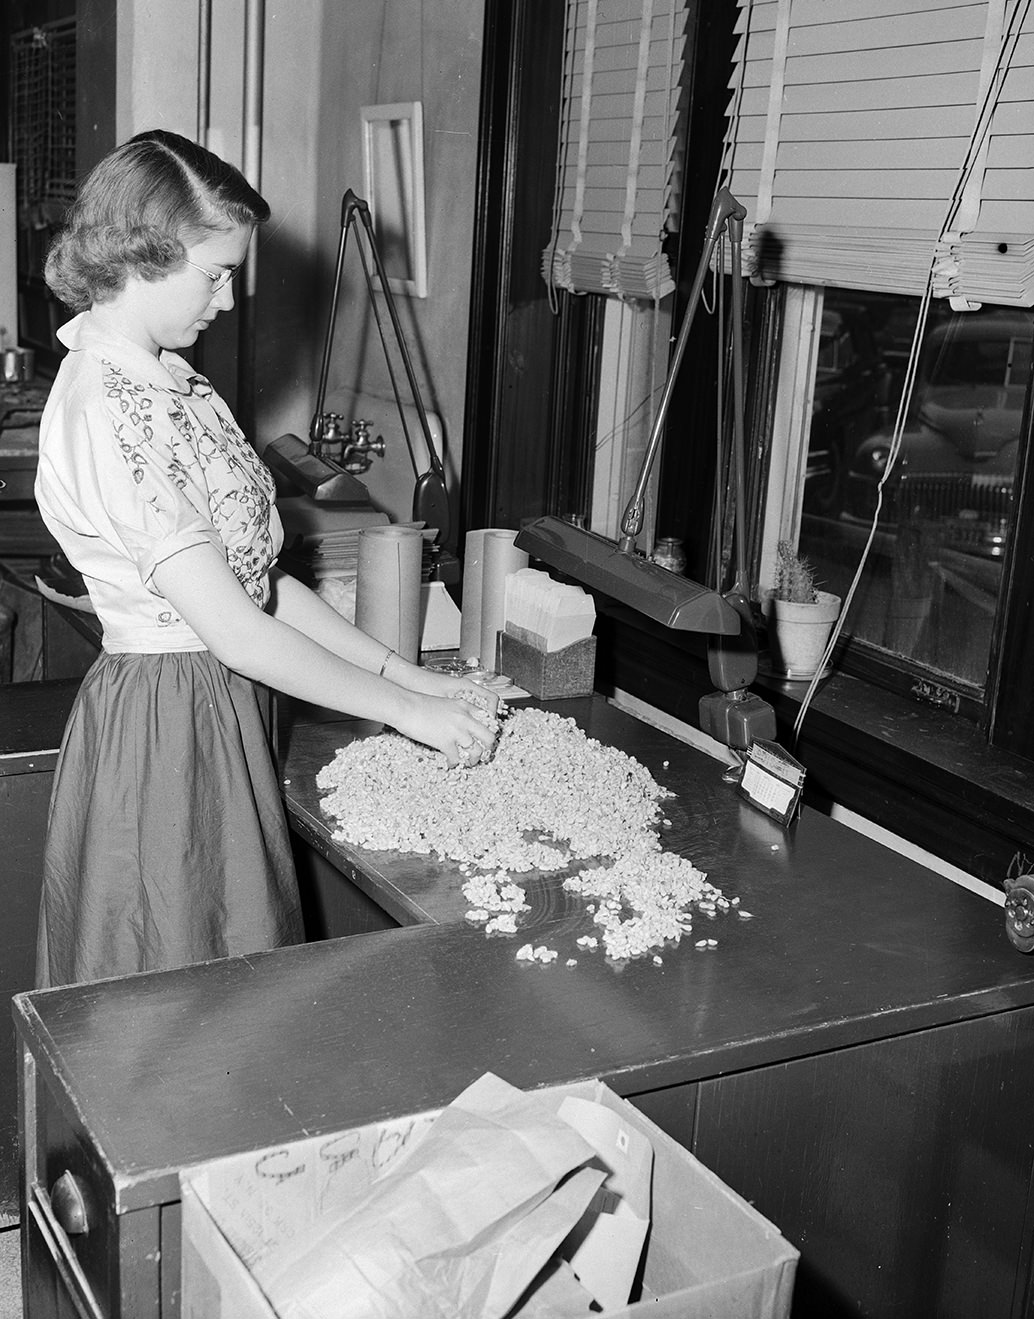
[618,187,748,554]
[310,190,450,543]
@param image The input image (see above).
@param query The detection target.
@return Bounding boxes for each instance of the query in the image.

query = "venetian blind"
[722,0,1034,307]
[542,0,687,301]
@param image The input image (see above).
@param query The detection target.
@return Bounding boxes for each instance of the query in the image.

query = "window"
[466,0,1034,891]
[784,287,1034,712]
[712,0,1034,744]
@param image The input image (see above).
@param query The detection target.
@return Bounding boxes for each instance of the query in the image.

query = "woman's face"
[112,222,254,356]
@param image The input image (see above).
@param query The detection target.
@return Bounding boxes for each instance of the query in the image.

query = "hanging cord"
[637,0,683,547]
[704,0,754,318]
[791,0,1033,744]
[544,0,580,314]
[641,292,662,550]
[354,227,421,480]
[791,281,935,742]
[710,238,727,586]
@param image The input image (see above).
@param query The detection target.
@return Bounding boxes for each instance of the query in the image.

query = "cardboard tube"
[459,528,509,662]
[479,530,529,672]
[355,526,423,663]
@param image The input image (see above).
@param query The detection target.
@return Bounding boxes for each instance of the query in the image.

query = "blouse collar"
[58,312,199,395]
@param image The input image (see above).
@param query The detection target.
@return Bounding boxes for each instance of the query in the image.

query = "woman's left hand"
[432,672,501,719]
[389,662,501,719]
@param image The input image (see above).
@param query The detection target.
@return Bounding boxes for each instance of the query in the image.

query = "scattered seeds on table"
[316,706,747,963]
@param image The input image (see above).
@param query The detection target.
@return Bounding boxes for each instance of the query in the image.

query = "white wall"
[114,0,202,141]
[303,0,483,535]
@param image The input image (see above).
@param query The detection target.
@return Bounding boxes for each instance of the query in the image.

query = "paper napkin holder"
[498,627,596,700]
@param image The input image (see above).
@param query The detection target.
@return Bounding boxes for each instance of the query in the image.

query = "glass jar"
[651,537,686,574]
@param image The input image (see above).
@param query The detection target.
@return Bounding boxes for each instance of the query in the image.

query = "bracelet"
[378,648,396,678]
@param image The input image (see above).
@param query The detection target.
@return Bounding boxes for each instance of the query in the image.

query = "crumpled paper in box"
[555,1095,653,1311]
[257,1073,608,1319]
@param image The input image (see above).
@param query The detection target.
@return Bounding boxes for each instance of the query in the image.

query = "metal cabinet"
[17,933,1034,1319]
[634,1011,1034,1317]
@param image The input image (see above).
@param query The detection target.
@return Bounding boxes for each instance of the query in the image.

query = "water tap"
[342,418,386,474]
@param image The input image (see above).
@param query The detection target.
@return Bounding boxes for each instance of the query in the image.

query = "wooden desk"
[16,697,1034,1318]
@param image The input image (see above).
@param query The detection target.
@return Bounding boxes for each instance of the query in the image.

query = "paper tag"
[737,738,805,824]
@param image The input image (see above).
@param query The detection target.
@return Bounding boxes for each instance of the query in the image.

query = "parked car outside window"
[845,308,1032,561]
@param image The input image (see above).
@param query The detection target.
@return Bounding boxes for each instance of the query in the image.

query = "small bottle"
[652,537,686,574]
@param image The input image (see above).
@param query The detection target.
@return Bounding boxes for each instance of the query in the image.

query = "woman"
[35,129,497,988]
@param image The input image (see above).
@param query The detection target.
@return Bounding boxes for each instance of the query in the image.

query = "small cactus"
[774,540,818,604]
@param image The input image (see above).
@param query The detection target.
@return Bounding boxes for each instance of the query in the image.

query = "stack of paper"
[277,500,439,583]
[503,568,596,653]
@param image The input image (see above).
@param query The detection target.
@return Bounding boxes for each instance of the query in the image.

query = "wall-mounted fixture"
[341,419,386,475]
[310,190,449,542]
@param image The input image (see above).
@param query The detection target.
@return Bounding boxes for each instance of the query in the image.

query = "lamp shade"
[515,516,741,635]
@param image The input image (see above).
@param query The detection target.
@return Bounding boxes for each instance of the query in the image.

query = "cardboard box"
[180,1078,797,1319]
[498,630,597,699]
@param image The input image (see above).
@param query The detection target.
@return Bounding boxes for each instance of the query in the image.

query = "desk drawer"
[23,1051,167,1319]
[24,1186,105,1319]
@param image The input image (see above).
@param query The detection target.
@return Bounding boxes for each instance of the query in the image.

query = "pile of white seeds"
[565,849,728,961]
[316,707,741,962]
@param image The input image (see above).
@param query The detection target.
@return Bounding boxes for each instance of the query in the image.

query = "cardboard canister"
[1,347,33,383]
[355,525,423,663]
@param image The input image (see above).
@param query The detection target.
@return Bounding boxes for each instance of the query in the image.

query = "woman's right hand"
[395,691,500,768]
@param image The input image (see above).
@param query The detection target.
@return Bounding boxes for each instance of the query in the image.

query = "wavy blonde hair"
[46,129,270,312]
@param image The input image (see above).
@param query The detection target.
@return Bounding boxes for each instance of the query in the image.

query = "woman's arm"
[152,544,497,763]
[266,568,398,672]
[267,567,499,708]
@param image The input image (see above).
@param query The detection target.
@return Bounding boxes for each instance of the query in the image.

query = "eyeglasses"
[183,258,241,293]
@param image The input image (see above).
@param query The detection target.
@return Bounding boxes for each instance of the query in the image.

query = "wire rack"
[9,18,77,217]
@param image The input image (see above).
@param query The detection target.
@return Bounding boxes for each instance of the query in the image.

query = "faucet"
[342,418,386,474]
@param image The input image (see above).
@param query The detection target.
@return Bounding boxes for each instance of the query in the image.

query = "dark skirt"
[37,650,304,988]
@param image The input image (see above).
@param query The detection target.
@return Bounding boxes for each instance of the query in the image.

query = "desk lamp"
[263,190,450,542]
[516,188,776,751]
[310,190,451,543]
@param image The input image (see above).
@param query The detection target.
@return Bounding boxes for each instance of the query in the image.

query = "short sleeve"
[35,319,281,650]
[54,382,225,590]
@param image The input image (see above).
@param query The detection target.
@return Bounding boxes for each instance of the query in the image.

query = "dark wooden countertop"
[16,696,1034,1215]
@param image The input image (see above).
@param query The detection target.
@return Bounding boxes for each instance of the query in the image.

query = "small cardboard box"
[180,1078,797,1319]
[498,630,597,699]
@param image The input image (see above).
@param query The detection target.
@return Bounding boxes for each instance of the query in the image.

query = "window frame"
[759,280,1034,749]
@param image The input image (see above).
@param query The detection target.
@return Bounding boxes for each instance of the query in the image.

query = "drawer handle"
[51,1170,91,1236]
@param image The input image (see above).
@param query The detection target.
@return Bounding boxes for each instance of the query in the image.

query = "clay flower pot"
[770,590,841,679]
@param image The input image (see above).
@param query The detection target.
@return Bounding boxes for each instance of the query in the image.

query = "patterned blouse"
[35,312,283,653]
